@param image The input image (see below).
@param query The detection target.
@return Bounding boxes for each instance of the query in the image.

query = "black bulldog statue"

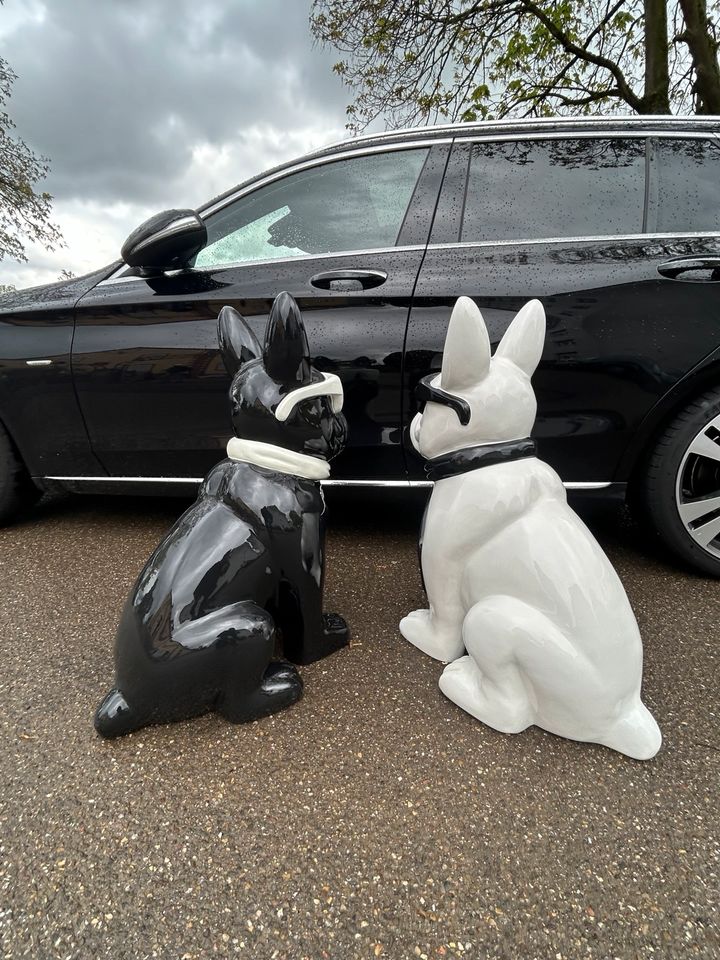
[95,292,349,738]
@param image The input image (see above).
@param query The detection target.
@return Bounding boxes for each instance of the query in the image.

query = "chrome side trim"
[25,359,53,366]
[98,232,720,289]
[101,124,719,286]
[100,140,442,286]
[452,129,717,144]
[100,120,717,286]
[44,475,205,484]
[96,245,427,287]
[323,479,431,487]
[200,140,447,218]
[324,115,718,150]
[42,475,612,490]
[323,480,614,490]
[189,246,424,276]
[565,482,612,490]
[427,232,720,251]
[200,128,718,222]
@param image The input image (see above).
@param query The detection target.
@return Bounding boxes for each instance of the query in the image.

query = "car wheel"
[642,388,720,577]
[0,419,41,524]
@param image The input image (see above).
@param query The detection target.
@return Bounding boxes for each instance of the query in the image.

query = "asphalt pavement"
[0,489,718,959]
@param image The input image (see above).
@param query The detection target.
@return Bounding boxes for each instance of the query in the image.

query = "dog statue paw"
[399,608,464,663]
[401,296,662,761]
[95,292,349,738]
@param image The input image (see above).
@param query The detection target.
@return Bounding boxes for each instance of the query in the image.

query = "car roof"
[199,114,720,215]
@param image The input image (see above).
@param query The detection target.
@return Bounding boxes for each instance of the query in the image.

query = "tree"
[310,0,720,129]
[0,18,62,263]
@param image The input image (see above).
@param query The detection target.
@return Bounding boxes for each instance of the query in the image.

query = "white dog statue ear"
[400,297,662,761]
[494,298,546,376]
[440,296,491,391]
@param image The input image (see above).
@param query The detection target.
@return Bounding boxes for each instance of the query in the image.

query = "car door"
[403,130,720,487]
[644,135,720,323]
[72,141,450,481]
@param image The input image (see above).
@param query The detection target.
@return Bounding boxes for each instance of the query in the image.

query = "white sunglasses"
[274,372,344,422]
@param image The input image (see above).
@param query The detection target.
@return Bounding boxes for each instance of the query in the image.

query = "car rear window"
[461,138,646,243]
[653,138,720,234]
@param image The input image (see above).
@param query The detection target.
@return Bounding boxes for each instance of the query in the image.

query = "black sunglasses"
[415,373,471,425]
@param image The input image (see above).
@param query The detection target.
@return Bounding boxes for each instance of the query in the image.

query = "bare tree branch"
[311,0,720,128]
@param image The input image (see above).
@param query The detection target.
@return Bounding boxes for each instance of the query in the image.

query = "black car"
[1,116,719,575]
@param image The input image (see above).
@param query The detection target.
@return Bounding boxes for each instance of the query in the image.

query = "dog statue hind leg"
[95,597,303,738]
[440,596,661,760]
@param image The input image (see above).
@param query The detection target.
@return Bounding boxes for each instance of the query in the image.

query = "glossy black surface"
[121,208,207,272]
[94,295,349,738]
[416,372,471,426]
[0,266,114,476]
[0,122,718,493]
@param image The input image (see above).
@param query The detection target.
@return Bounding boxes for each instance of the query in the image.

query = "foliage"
[311,0,720,129]
[0,52,63,262]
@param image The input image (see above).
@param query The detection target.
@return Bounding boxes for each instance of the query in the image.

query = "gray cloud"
[6,0,350,207]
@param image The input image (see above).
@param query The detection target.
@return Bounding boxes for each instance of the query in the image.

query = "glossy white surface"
[400,297,662,760]
[226,437,331,480]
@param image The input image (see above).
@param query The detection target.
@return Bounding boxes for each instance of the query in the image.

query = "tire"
[0,419,41,524]
[641,387,720,577]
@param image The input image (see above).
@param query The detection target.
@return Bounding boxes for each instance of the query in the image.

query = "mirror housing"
[121,209,207,273]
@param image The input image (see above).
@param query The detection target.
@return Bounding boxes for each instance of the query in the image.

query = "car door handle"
[657,257,720,281]
[309,269,388,292]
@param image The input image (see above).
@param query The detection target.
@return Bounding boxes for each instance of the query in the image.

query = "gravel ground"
[0,489,718,960]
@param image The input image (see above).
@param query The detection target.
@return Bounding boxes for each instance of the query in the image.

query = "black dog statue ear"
[94,292,350,738]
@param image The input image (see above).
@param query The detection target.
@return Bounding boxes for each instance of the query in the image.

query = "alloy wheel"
[675,411,720,560]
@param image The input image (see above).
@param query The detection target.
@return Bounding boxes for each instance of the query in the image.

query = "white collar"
[226,436,330,480]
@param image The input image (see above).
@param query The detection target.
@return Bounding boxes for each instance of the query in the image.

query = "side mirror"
[121,209,207,273]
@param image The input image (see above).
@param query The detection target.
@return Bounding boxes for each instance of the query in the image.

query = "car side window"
[653,138,720,234]
[461,138,646,243]
[195,148,429,268]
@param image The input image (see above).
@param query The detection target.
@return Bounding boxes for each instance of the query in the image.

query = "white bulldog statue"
[400,297,661,761]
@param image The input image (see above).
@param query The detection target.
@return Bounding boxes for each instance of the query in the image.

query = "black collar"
[424,438,536,481]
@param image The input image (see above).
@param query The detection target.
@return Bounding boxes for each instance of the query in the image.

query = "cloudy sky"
[0,0,360,289]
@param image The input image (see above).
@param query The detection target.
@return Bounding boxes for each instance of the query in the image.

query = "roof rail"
[323,114,719,152]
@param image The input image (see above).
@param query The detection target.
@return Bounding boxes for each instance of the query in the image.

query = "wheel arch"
[617,349,720,491]
[0,406,36,481]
